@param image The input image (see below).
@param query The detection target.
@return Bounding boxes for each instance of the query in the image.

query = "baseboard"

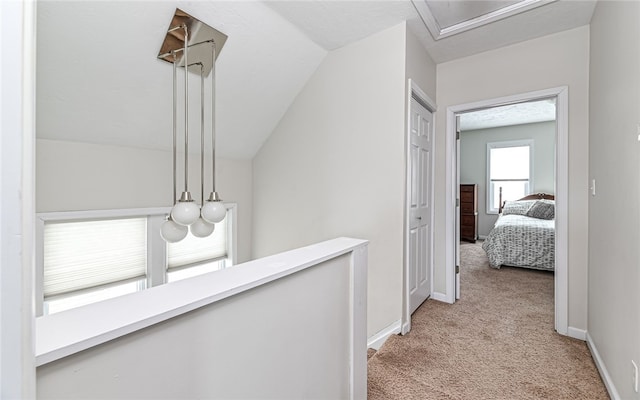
[431,291,451,303]
[587,332,621,400]
[401,320,410,335]
[367,320,401,350]
[478,235,487,240]
[567,326,586,341]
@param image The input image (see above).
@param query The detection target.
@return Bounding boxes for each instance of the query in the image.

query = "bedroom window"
[487,140,533,214]
[37,206,236,315]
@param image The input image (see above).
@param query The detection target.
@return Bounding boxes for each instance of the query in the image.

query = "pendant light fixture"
[158,9,228,242]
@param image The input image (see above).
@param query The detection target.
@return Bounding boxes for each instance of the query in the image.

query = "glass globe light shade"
[171,201,200,226]
[160,219,188,243]
[191,217,215,238]
[201,201,226,224]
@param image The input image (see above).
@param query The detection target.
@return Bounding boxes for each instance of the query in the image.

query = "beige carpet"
[367,242,609,399]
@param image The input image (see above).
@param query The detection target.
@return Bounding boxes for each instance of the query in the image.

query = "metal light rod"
[211,41,217,195]
[182,24,189,196]
[172,51,177,204]
[199,63,205,205]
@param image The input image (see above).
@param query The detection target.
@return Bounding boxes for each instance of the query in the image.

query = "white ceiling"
[36,0,596,159]
[459,99,557,131]
[264,1,418,50]
[264,0,596,63]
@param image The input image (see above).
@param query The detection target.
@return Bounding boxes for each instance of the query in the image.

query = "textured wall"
[252,23,411,337]
[588,1,640,398]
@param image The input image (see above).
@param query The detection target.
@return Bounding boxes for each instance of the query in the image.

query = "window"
[42,217,148,315]
[168,216,227,269]
[487,140,533,213]
[167,216,228,283]
[37,206,236,315]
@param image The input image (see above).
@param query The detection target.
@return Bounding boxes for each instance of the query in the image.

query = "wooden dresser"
[460,184,478,242]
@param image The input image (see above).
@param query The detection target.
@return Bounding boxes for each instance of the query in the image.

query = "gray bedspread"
[482,214,555,271]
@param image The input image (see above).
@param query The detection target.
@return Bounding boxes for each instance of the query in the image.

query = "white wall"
[588,1,640,398]
[37,139,253,263]
[436,26,590,330]
[405,27,437,102]
[252,22,436,337]
[460,121,556,236]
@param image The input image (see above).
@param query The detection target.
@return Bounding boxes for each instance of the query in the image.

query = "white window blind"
[43,218,147,298]
[490,146,530,181]
[487,142,532,212]
[167,216,227,269]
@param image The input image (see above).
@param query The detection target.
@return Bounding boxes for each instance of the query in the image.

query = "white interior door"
[408,96,433,314]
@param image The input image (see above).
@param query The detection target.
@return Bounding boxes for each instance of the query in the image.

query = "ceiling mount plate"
[157,8,227,76]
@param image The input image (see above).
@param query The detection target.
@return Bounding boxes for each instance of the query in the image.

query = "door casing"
[444,87,569,336]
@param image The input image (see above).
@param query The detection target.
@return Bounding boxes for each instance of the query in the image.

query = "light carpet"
[367,242,609,399]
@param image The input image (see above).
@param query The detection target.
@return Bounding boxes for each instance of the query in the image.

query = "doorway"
[445,87,569,336]
[457,99,556,300]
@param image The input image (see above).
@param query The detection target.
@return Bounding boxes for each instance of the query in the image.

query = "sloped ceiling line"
[37,1,327,160]
[36,1,595,159]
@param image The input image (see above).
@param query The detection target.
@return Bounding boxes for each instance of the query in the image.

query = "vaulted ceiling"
[37,1,326,159]
[36,0,596,159]
[266,0,596,62]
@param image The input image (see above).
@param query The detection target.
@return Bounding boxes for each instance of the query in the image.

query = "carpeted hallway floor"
[367,241,609,399]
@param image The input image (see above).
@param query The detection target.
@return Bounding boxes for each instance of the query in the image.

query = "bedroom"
[459,99,557,268]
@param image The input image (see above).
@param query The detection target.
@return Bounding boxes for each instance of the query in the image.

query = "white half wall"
[36,238,368,399]
[252,22,415,337]
[36,139,253,263]
[435,26,590,331]
[588,1,640,399]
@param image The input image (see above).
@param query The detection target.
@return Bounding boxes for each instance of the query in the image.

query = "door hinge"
[456,131,460,140]
[456,265,460,274]
[456,198,460,207]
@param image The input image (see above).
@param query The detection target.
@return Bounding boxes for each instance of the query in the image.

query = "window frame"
[486,139,534,214]
[35,204,237,316]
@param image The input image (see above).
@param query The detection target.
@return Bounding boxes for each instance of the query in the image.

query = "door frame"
[444,86,569,336]
[402,79,436,335]
[1,0,37,396]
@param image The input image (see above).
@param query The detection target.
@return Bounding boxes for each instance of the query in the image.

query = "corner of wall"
[587,333,621,400]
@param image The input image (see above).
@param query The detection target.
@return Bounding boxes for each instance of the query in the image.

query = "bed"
[481,193,555,271]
